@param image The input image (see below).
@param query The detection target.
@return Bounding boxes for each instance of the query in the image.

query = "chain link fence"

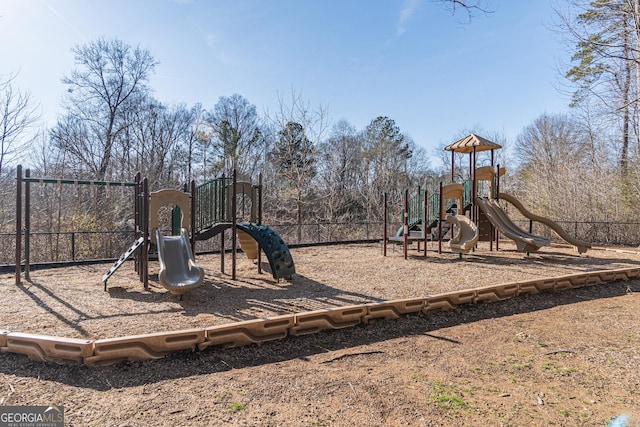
[2,220,639,267]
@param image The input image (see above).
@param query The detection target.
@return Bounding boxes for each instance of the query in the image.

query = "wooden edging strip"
[1,267,638,366]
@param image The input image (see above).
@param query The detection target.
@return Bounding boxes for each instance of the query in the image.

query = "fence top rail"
[20,177,137,187]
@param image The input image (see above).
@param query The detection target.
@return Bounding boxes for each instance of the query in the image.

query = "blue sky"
[1,0,569,166]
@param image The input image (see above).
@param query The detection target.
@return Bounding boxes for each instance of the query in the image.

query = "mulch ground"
[1,241,639,426]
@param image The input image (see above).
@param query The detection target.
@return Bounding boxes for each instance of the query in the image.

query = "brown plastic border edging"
[1,266,639,366]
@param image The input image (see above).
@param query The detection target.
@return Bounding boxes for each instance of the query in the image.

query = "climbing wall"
[237,222,296,280]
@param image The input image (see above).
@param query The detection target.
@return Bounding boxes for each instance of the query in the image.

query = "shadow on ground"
[2,279,638,391]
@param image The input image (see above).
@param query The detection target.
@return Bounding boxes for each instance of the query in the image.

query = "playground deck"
[2,241,639,340]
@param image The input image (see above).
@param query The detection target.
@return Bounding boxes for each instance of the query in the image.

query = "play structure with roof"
[0,135,611,367]
[383,133,591,258]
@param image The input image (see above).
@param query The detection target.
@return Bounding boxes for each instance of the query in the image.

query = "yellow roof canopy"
[444,133,502,153]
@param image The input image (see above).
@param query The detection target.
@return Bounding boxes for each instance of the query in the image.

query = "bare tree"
[55,38,157,181]
[513,113,619,221]
[208,94,267,181]
[316,120,365,222]
[439,0,493,22]
[269,121,316,241]
[0,72,40,175]
[264,90,328,239]
[121,99,193,189]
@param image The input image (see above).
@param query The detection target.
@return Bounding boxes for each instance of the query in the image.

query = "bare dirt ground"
[1,241,640,426]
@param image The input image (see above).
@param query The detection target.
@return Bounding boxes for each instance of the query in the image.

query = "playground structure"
[384,134,591,257]
[0,136,616,366]
[13,166,296,292]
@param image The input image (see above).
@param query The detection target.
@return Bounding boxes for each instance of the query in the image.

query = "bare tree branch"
[0,72,40,174]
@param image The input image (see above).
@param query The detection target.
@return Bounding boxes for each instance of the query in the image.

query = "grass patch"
[511,363,531,370]
[430,381,467,409]
[541,361,578,376]
[227,402,246,414]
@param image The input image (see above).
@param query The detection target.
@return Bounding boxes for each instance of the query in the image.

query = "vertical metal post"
[495,164,500,199]
[71,232,76,261]
[383,192,388,257]
[190,180,196,255]
[15,165,22,285]
[451,151,455,182]
[257,173,263,274]
[142,178,149,288]
[495,164,501,251]
[231,169,237,280]
[416,185,421,253]
[24,169,31,281]
[438,182,443,254]
[423,190,428,257]
[220,228,225,274]
[403,189,408,260]
[472,146,477,224]
[134,172,141,274]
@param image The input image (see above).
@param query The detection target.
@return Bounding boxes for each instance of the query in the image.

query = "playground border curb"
[1,266,639,367]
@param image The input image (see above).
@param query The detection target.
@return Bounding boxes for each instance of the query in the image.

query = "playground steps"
[2,266,638,366]
[427,219,452,241]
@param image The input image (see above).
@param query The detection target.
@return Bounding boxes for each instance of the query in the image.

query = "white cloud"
[203,32,235,66]
[397,0,422,35]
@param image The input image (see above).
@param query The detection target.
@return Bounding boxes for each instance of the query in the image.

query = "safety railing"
[193,176,232,233]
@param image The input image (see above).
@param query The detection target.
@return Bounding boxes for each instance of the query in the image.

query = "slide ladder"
[102,237,144,291]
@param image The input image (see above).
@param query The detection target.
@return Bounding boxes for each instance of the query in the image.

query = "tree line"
[0,37,435,237]
[3,0,640,244]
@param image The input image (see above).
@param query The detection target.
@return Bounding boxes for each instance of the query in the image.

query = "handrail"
[194,177,232,233]
[406,190,426,224]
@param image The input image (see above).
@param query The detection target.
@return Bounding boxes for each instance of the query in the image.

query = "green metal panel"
[193,176,232,234]
[171,206,181,235]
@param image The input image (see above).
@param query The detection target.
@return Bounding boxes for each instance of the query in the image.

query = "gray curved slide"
[156,228,205,295]
[476,198,550,253]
